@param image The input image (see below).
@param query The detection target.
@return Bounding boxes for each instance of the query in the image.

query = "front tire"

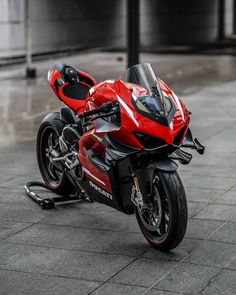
[135,171,188,251]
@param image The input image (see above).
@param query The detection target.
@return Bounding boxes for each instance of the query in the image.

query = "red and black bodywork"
[47,62,204,215]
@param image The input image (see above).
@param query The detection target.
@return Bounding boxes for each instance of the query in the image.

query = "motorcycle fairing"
[110,79,190,147]
[79,143,180,215]
[79,156,135,215]
[120,63,186,127]
[78,130,112,191]
[47,62,204,214]
[75,77,187,211]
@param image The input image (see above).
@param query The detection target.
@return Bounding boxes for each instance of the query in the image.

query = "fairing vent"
[134,132,167,150]
[173,127,187,146]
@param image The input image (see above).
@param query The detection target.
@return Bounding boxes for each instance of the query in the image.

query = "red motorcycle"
[36,62,204,251]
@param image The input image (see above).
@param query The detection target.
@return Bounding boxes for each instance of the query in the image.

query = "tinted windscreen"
[121,63,168,115]
[121,63,176,125]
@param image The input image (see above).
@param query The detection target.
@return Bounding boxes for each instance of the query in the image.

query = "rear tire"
[36,112,74,195]
[135,171,188,251]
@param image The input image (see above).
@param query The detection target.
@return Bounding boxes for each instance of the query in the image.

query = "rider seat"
[48,62,96,113]
[61,70,96,100]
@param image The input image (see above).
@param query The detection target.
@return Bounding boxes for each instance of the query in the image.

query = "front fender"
[134,157,178,203]
[151,157,178,172]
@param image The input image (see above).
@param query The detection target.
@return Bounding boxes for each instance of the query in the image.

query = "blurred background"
[0,0,235,57]
[0,0,236,146]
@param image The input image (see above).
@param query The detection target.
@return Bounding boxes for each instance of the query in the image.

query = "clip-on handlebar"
[79,101,118,119]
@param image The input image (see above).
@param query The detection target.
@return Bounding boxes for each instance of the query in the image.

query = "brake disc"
[137,185,162,232]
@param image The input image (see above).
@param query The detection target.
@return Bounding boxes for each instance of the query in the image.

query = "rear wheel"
[37,113,74,195]
[135,171,187,251]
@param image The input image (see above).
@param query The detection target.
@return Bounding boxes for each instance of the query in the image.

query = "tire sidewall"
[36,112,74,195]
[136,170,188,251]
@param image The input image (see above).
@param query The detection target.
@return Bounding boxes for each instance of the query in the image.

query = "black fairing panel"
[81,135,179,214]
[104,134,140,164]
[108,157,134,214]
[182,128,205,154]
[82,157,134,215]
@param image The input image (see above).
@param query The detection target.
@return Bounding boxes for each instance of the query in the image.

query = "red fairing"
[48,65,190,146]
[85,81,118,109]
[76,78,190,192]
[86,79,190,147]
[47,64,190,191]
[78,130,112,192]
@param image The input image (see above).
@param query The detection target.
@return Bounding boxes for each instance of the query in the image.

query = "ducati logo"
[89,181,113,200]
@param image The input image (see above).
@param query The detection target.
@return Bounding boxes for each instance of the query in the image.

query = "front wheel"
[135,171,188,251]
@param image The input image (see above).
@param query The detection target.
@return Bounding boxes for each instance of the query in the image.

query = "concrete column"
[218,0,225,40]
[25,0,36,78]
[233,0,236,34]
[127,0,140,68]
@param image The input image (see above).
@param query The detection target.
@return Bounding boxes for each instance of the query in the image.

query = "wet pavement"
[0,52,236,294]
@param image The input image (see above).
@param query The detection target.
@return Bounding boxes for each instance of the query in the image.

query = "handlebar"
[78,101,118,119]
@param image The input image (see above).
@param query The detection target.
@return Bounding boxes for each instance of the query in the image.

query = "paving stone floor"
[0,53,236,294]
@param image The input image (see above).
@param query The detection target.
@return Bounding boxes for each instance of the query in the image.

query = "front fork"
[132,175,146,210]
[132,165,155,210]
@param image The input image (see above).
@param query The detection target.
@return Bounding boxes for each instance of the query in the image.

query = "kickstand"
[25,181,93,209]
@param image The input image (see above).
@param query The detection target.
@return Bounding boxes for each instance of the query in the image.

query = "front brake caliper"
[132,176,148,211]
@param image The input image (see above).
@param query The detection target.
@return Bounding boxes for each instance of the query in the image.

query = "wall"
[0,0,125,58]
[0,0,234,59]
[141,0,233,47]
[225,0,234,36]
[0,0,25,55]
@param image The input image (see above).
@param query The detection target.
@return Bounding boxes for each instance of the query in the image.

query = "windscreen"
[121,63,173,121]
